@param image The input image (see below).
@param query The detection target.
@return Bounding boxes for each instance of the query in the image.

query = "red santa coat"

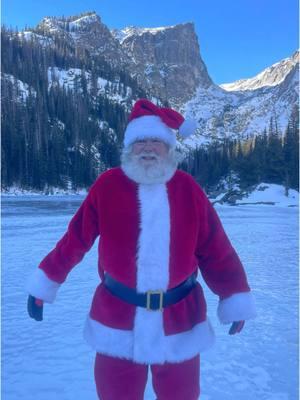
[27,167,256,364]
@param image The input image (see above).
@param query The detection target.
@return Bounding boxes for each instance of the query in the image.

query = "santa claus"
[27,99,256,399]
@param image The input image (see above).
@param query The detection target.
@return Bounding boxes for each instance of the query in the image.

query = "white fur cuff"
[217,292,257,324]
[26,268,61,303]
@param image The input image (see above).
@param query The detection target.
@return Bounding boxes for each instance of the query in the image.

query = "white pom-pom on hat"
[124,99,197,147]
[178,119,197,138]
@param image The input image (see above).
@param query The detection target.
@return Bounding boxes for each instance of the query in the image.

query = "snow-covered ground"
[2,183,299,208]
[2,197,299,399]
[2,186,88,196]
[210,183,299,207]
[236,183,299,206]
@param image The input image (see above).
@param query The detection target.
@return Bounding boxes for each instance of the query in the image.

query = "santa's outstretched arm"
[195,192,256,327]
[26,184,100,304]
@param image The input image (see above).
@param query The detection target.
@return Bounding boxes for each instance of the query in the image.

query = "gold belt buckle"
[146,290,163,311]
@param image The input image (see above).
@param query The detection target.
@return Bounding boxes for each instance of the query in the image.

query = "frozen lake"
[2,196,299,400]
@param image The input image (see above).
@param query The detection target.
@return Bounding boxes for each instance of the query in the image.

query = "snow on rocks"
[47,67,132,102]
[2,73,36,102]
[183,52,298,146]
[68,14,99,31]
[112,25,175,44]
[211,183,299,207]
[235,183,299,207]
[220,51,299,92]
[18,31,54,46]
[1,186,88,196]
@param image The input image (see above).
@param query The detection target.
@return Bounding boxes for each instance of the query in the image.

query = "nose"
[143,142,155,151]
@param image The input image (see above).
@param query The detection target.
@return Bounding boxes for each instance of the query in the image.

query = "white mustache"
[136,152,159,161]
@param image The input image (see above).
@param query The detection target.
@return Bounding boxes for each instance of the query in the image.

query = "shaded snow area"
[2,197,299,399]
[47,67,132,102]
[18,31,54,46]
[2,73,37,102]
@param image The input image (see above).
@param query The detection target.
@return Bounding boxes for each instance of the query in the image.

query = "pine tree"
[283,106,299,192]
[265,116,285,184]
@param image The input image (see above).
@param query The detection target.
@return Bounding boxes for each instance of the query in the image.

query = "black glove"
[228,320,245,335]
[27,295,43,321]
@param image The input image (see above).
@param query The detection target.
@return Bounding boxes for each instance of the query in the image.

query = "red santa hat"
[123,99,197,148]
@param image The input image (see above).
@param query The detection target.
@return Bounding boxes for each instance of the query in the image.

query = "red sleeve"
[38,184,99,284]
[195,189,250,299]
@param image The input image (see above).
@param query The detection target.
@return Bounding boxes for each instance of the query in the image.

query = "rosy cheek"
[159,148,167,156]
[132,146,142,154]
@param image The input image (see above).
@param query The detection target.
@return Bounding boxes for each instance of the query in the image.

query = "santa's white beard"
[121,148,180,184]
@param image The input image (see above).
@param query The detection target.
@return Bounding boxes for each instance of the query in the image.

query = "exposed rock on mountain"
[33,12,212,106]
[112,23,212,106]
[35,13,130,70]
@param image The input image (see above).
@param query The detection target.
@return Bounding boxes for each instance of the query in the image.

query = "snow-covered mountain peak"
[221,50,299,92]
[112,23,185,44]
[36,12,101,34]
[68,12,100,30]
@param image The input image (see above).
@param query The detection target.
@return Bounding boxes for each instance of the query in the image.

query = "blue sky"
[1,0,298,84]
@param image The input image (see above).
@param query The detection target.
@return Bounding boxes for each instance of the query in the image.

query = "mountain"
[220,51,299,91]
[112,23,212,107]
[30,12,299,144]
[35,12,132,71]
[18,11,299,136]
[182,51,299,148]
[32,12,211,107]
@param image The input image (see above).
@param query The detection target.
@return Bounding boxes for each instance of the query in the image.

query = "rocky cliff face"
[34,12,212,106]
[112,23,212,107]
[36,13,131,70]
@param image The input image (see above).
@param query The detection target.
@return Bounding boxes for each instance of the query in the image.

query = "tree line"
[180,106,299,193]
[1,25,147,191]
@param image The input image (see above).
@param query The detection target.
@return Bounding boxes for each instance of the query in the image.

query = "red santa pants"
[94,353,200,400]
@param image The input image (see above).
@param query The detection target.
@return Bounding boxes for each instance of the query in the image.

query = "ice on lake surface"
[2,196,299,400]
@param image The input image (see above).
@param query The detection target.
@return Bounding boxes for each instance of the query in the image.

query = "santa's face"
[132,139,169,167]
[121,138,178,184]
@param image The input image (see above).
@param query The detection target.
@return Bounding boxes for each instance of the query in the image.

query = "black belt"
[103,273,197,311]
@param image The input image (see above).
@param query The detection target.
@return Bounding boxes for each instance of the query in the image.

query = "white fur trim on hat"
[123,115,176,148]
